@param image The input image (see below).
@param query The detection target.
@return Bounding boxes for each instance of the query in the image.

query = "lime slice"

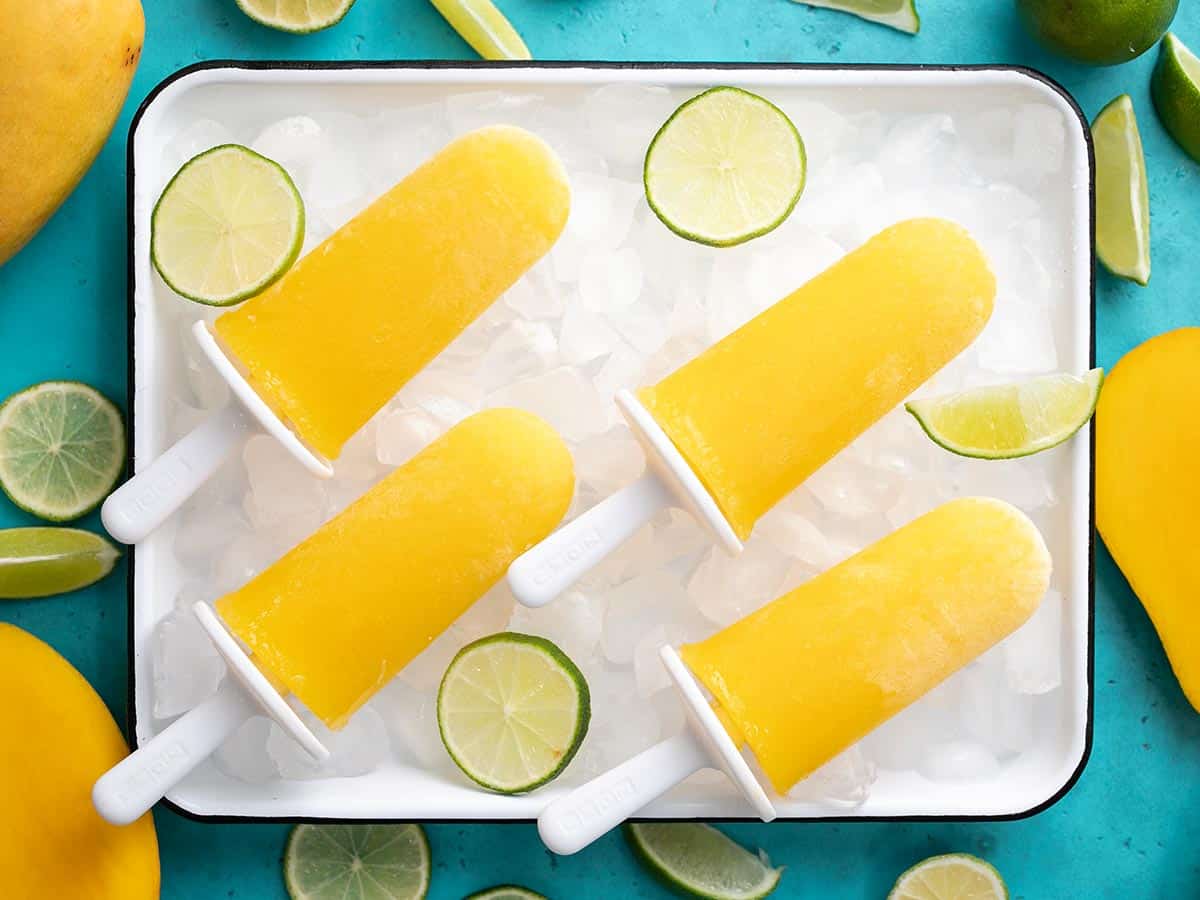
[888,853,1007,900]
[437,632,590,793]
[284,824,430,900]
[152,144,304,306]
[466,888,547,900]
[429,0,531,60]
[1152,33,1200,164]
[235,0,356,33]
[0,382,125,522]
[906,369,1103,460]
[1092,95,1151,285]
[792,0,920,34]
[644,87,806,247]
[0,528,120,599]
[626,823,782,900]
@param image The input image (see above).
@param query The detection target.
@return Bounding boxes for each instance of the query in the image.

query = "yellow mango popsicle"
[681,497,1051,793]
[638,218,995,540]
[216,409,574,729]
[215,126,571,460]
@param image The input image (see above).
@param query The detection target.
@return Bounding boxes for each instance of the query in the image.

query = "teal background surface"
[2,0,1199,896]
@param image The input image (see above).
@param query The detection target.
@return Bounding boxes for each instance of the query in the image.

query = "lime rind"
[888,853,1008,900]
[0,528,120,599]
[151,144,305,307]
[437,631,590,794]
[465,887,547,900]
[429,0,532,61]
[626,823,782,900]
[792,0,920,34]
[1092,95,1151,286]
[283,823,430,900]
[235,0,357,34]
[0,381,126,522]
[906,369,1103,460]
[644,86,806,248]
[1152,33,1200,164]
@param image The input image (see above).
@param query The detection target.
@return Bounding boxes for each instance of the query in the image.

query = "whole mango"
[0,0,144,266]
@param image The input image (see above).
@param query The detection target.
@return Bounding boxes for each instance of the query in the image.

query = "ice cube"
[652,509,709,562]
[958,107,1015,180]
[444,90,543,135]
[560,302,623,365]
[651,690,686,738]
[504,263,565,321]
[573,431,645,496]
[804,457,880,520]
[455,581,515,643]
[370,679,446,769]
[509,590,604,663]
[877,114,958,186]
[754,510,855,569]
[952,458,1056,511]
[368,104,450,189]
[213,717,278,784]
[488,367,610,443]
[593,342,645,401]
[267,706,389,780]
[163,118,235,178]
[688,543,789,628]
[579,247,644,315]
[601,570,693,665]
[918,740,1001,782]
[958,660,1036,755]
[582,85,679,171]
[173,501,248,570]
[787,746,877,806]
[333,421,385,483]
[1002,589,1063,694]
[634,625,689,697]
[242,435,325,531]
[152,607,226,719]
[772,100,847,171]
[567,172,642,249]
[976,295,1058,374]
[442,303,512,362]
[606,303,669,357]
[476,319,559,392]
[374,409,442,467]
[861,678,963,771]
[177,320,229,410]
[1012,103,1066,178]
[397,368,484,427]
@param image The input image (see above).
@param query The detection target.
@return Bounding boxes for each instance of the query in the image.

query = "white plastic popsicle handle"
[92,679,256,825]
[101,402,251,545]
[539,732,710,855]
[508,472,672,608]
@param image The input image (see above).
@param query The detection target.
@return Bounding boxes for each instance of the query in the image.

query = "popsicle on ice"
[93,409,574,824]
[102,125,570,544]
[538,498,1052,854]
[509,218,996,608]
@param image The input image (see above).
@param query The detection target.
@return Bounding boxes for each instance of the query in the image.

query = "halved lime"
[906,369,1103,459]
[1152,33,1200,163]
[152,144,304,306]
[284,824,430,900]
[626,823,782,900]
[437,632,590,794]
[466,888,547,900]
[235,0,356,33]
[429,0,531,60]
[0,528,120,599]
[644,87,806,247]
[1092,96,1151,285]
[792,0,920,34]
[0,382,125,522]
[888,853,1007,900]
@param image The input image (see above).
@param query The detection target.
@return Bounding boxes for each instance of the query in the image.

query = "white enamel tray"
[127,62,1093,823]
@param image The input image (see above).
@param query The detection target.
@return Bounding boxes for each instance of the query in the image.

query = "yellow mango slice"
[1097,327,1200,709]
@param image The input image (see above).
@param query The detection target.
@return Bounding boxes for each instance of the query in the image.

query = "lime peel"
[465,888,547,900]
[1092,95,1151,285]
[626,823,783,900]
[429,0,531,60]
[283,823,430,900]
[791,0,920,34]
[906,369,1103,459]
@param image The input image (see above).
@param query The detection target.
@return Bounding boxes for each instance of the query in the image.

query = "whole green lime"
[1015,0,1178,66]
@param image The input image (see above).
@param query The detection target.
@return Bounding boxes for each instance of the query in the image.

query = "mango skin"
[0,623,159,897]
[0,0,145,266]
[1097,328,1200,710]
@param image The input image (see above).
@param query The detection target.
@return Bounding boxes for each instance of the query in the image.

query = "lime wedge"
[888,853,1007,900]
[437,632,589,793]
[906,369,1103,459]
[284,824,430,900]
[152,144,304,307]
[429,0,531,60]
[644,87,806,247]
[792,0,920,34]
[0,382,125,522]
[0,528,120,599]
[1092,95,1151,285]
[626,823,782,900]
[466,888,547,900]
[1152,33,1200,164]
[235,0,356,33]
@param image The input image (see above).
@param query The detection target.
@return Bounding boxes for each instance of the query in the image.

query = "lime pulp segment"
[644,86,806,247]
[791,0,920,34]
[626,823,783,900]
[283,824,430,900]
[888,853,1008,900]
[906,369,1103,459]
[234,0,357,33]
[0,382,125,522]
[1092,95,1151,285]
[0,528,120,599]
[152,144,304,306]
[437,632,590,794]
[1152,33,1200,164]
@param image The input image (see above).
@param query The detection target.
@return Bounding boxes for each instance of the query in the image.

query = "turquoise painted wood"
[1,0,1198,896]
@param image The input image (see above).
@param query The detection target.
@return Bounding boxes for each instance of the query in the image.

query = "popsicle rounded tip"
[99,493,143,546]
[536,811,590,856]
[91,775,144,826]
